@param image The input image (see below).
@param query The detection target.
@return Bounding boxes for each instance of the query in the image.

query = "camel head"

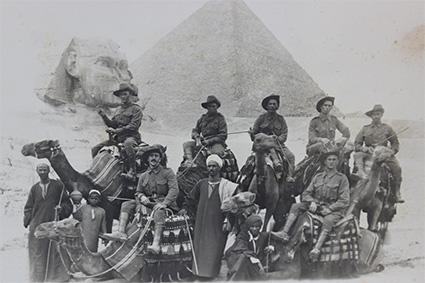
[34,221,59,241]
[21,140,60,159]
[372,146,393,163]
[35,218,82,241]
[221,191,256,214]
[252,133,277,153]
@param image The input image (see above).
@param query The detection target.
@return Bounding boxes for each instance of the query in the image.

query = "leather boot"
[182,147,197,167]
[147,224,164,254]
[271,213,297,243]
[121,155,136,181]
[353,154,368,179]
[309,229,329,262]
[101,212,129,242]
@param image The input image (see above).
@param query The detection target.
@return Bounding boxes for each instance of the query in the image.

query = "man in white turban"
[183,154,238,280]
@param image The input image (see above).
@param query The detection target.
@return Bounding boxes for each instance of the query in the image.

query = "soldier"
[92,82,143,180]
[306,96,350,156]
[353,104,404,203]
[272,151,350,262]
[182,95,228,166]
[250,94,295,181]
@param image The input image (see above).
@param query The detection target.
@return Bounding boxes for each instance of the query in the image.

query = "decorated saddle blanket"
[307,212,360,263]
[84,152,123,201]
[101,214,193,281]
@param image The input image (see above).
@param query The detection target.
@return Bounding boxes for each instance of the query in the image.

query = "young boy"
[225,214,277,281]
[72,189,106,252]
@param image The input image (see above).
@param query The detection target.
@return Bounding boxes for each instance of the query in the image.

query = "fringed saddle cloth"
[84,151,123,201]
[101,214,193,281]
[308,212,360,263]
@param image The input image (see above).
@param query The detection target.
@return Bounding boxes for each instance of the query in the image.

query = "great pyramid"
[131,0,334,123]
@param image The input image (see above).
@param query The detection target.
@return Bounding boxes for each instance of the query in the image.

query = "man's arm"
[308,119,322,144]
[275,117,288,144]
[97,108,117,128]
[328,176,350,212]
[163,169,179,207]
[336,117,350,139]
[58,183,73,219]
[354,127,365,152]
[191,117,203,140]
[100,209,107,235]
[23,186,35,228]
[301,176,317,203]
[205,116,228,145]
[387,125,400,155]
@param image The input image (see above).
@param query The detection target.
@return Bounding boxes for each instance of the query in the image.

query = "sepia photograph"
[0,0,424,282]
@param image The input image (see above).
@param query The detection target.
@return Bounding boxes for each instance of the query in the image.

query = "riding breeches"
[91,136,138,158]
[183,140,226,157]
[288,202,342,231]
[120,200,166,225]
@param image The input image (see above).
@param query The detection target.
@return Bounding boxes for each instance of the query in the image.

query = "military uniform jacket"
[302,170,350,216]
[191,112,227,145]
[136,165,179,208]
[103,103,143,143]
[308,114,350,145]
[354,122,399,154]
[252,112,288,144]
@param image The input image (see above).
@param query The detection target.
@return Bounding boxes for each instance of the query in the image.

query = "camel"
[223,192,385,279]
[238,133,295,232]
[21,139,151,232]
[34,218,131,281]
[346,146,397,234]
[35,216,194,282]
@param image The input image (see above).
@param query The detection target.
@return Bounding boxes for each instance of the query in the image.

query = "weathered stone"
[40,37,133,108]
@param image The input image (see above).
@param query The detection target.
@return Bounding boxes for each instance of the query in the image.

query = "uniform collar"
[147,165,163,174]
[319,113,331,121]
[323,169,338,178]
[371,121,383,127]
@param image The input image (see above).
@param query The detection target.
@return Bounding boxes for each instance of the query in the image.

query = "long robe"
[73,204,106,252]
[23,179,73,282]
[187,178,237,278]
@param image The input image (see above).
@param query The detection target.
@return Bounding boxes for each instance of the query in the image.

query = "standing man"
[250,94,296,181]
[23,163,73,282]
[101,145,179,254]
[72,189,107,252]
[353,104,404,203]
[306,97,350,156]
[182,95,228,166]
[183,155,238,280]
[92,82,143,180]
[272,152,350,261]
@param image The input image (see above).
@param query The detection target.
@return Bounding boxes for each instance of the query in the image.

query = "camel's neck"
[255,151,266,177]
[62,234,109,276]
[347,160,382,216]
[48,149,91,195]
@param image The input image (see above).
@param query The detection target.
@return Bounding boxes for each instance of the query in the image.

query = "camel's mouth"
[21,140,60,158]
[35,223,59,240]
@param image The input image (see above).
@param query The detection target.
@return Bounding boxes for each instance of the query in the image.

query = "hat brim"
[113,88,136,97]
[366,109,385,117]
[140,148,163,163]
[201,101,221,109]
[320,151,340,163]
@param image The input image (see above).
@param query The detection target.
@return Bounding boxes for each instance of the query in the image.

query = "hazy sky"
[1,0,424,120]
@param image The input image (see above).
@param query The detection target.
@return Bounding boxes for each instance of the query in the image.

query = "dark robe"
[23,179,73,282]
[225,230,270,281]
[186,179,233,278]
[73,204,106,252]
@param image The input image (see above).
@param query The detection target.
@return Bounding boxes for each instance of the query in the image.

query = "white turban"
[206,154,223,168]
[89,189,101,196]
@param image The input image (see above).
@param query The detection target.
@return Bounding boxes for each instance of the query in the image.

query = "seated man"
[250,94,295,181]
[102,144,179,255]
[306,96,350,156]
[182,95,227,166]
[225,214,277,281]
[353,104,404,203]
[272,151,350,261]
[92,83,143,180]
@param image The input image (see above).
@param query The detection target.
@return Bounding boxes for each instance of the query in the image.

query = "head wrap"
[206,154,223,168]
[245,214,263,228]
[89,189,101,196]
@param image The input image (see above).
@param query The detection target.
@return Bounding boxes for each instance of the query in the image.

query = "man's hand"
[321,207,332,216]
[362,146,373,154]
[153,202,167,210]
[309,202,317,213]
[96,107,106,117]
[195,137,202,147]
[106,128,116,135]
[264,245,275,254]
[201,138,210,146]
[139,195,150,206]
[177,209,187,216]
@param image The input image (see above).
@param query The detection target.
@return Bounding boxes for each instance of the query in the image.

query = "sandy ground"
[0,103,424,282]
